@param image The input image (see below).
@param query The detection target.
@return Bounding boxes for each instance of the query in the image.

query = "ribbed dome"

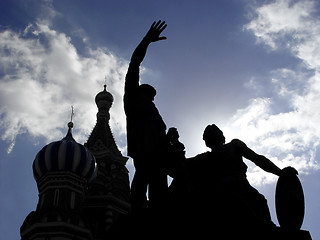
[33,123,97,184]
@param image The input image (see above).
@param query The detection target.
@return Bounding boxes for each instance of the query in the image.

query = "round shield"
[275,167,304,230]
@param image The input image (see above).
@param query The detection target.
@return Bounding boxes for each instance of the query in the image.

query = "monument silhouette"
[124,20,169,212]
[21,21,312,240]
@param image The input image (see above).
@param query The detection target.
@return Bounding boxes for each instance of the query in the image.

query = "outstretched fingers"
[156,21,167,41]
[154,20,167,33]
[151,21,156,29]
[159,22,167,33]
[146,20,167,42]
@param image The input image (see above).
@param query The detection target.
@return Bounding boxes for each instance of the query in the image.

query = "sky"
[0,0,320,239]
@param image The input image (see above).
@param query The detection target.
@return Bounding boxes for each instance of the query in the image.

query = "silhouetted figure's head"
[139,84,156,101]
[203,124,226,149]
[167,127,180,138]
[167,127,179,142]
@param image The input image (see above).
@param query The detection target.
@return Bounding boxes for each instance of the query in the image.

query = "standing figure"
[124,21,168,212]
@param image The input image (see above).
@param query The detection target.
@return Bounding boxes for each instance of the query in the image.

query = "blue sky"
[0,0,320,239]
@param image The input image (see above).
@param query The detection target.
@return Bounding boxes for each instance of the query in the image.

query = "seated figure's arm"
[232,139,282,176]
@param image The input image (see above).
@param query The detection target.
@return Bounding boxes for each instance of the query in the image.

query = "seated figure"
[185,124,297,237]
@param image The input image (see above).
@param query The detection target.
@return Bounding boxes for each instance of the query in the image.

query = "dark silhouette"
[21,20,313,240]
[165,127,186,176]
[276,166,305,230]
[167,127,185,157]
[124,20,168,212]
[190,124,279,215]
[185,124,301,237]
[166,127,192,205]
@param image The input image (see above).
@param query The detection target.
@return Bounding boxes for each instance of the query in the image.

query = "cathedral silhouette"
[20,85,131,239]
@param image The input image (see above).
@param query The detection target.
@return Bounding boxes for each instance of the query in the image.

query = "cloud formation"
[226,0,320,185]
[0,21,128,153]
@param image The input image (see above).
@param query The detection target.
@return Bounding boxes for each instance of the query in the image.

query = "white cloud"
[224,0,320,185]
[244,0,316,50]
[0,22,128,153]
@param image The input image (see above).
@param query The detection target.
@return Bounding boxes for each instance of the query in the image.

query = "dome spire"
[65,106,74,140]
[70,105,74,122]
[68,105,74,130]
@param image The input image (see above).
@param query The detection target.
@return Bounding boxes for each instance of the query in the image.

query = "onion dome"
[33,122,97,184]
[95,84,113,106]
[95,84,113,119]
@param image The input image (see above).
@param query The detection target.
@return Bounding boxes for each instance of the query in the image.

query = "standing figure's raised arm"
[125,20,167,94]
[130,20,167,67]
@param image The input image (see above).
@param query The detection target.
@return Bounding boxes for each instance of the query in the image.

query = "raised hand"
[128,20,167,67]
[144,20,167,43]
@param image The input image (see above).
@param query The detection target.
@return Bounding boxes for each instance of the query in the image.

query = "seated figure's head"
[203,124,226,149]
[139,84,156,101]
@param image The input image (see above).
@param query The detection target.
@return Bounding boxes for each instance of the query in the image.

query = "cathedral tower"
[83,84,130,238]
[21,84,131,239]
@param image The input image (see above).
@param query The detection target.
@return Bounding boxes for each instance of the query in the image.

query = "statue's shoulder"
[230,138,244,145]
[187,151,212,163]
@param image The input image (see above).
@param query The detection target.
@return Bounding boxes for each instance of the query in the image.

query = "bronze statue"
[124,21,168,212]
[186,124,298,236]
[122,22,311,240]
